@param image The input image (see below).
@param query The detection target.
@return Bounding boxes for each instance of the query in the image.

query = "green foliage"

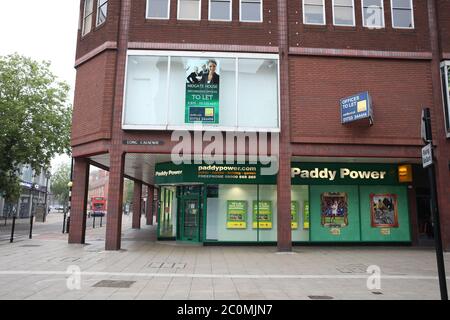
[123,179,134,205]
[0,53,72,202]
[50,163,71,207]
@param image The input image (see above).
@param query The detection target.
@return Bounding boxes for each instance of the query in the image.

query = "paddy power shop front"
[155,163,411,244]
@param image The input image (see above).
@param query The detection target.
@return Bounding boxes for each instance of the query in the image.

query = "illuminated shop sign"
[155,163,401,186]
[340,91,373,125]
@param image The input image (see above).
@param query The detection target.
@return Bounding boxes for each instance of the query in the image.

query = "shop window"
[303,0,325,25]
[96,0,108,26]
[391,0,414,29]
[291,185,310,242]
[123,52,279,131]
[178,0,201,20]
[123,56,169,128]
[209,0,232,21]
[237,58,279,129]
[332,0,355,26]
[240,0,262,22]
[159,187,177,238]
[82,0,94,36]
[362,0,384,29]
[147,0,170,19]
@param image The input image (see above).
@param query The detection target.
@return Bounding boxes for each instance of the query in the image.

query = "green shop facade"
[155,162,411,244]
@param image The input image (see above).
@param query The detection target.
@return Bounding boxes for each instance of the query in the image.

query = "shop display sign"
[370,194,399,228]
[291,201,299,229]
[340,91,373,124]
[303,201,310,230]
[185,59,220,124]
[321,192,349,229]
[226,200,248,229]
[252,201,273,229]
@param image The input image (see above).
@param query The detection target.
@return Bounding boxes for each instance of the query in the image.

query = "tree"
[50,163,71,209]
[0,54,72,203]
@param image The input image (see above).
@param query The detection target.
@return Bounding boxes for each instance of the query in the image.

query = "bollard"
[62,212,66,234]
[93,216,96,229]
[10,216,16,243]
[100,215,103,227]
[29,214,34,239]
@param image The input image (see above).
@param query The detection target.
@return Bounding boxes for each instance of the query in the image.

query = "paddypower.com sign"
[291,163,399,185]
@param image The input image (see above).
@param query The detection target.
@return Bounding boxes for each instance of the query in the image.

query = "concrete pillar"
[132,181,142,229]
[146,185,154,225]
[68,158,90,244]
[105,152,125,250]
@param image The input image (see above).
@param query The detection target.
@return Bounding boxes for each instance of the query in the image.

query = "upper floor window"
[82,0,94,36]
[96,0,108,26]
[209,0,232,21]
[303,0,325,25]
[178,0,201,20]
[362,0,385,29]
[240,0,263,22]
[147,0,170,19]
[333,0,355,26]
[391,0,414,29]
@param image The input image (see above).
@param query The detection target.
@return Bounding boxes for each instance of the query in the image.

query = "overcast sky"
[0,0,81,170]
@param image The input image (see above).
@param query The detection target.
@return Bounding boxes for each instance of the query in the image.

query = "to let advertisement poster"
[185,59,220,124]
[226,200,248,229]
[291,201,299,230]
[252,201,273,229]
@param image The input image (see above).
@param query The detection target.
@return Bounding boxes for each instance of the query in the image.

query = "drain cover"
[308,295,334,300]
[19,245,41,248]
[93,280,135,288]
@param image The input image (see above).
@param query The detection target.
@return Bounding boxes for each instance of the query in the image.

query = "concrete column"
[146,185,154,225]
[68,158,90,244]
[105,152,125,250]
[132,181,142,229]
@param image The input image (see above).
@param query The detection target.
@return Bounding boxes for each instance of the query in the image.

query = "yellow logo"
[357,100,367,113]
[205,108,214,117]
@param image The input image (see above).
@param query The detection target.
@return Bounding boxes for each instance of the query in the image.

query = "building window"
[440,62,450,137]
[333,0,355,26]
[82,0,94,36]
[391,0,414,29]
[303,0,325,25]
[96,0,108,26]
[362,0,384,28]
[178,0,201,20]
[147,0,170,19]
[240,0,262,22]
[209,0,232,21]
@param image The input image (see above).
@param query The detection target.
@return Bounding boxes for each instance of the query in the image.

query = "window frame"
[209,0,232,21]
[81,0,94,37]
[440,61,450,138]
[302,0,326,26]
[122,50,281,132]
[390,0,414,29]
[239,0,263,23]
[146,0,171,20]
[177,0,202,21]
[362,0,385,29]
[96,0,108,27]
[332,0,355,27]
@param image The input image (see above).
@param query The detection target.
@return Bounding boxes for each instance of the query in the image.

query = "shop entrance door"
[180,197,201,242]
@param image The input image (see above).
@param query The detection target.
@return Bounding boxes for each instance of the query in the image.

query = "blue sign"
[340,92,373,124]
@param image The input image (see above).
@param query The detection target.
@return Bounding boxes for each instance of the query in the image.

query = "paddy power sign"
[185,59,220,124]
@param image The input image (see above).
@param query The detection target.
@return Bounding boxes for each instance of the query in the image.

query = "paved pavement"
[0,214,449,300]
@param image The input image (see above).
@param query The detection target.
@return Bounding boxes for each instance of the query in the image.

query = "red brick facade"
[70,0,450,251]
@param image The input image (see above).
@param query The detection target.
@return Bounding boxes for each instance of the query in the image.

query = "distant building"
[0,165,51,219]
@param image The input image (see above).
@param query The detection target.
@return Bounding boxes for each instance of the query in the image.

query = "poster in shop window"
[320,192,348,228]
[252,201,273,229]
[303,201,310,230]
[185,59,220,124]
[370,194,399,228]
[291,201,299,230]
[226,200,248,229]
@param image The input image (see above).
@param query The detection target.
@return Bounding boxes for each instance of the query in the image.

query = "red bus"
[90,197,107,217]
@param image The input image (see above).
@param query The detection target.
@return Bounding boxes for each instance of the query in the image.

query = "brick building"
[69,0,450,251]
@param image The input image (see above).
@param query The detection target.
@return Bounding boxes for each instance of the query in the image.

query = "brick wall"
[289,56,433,146]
